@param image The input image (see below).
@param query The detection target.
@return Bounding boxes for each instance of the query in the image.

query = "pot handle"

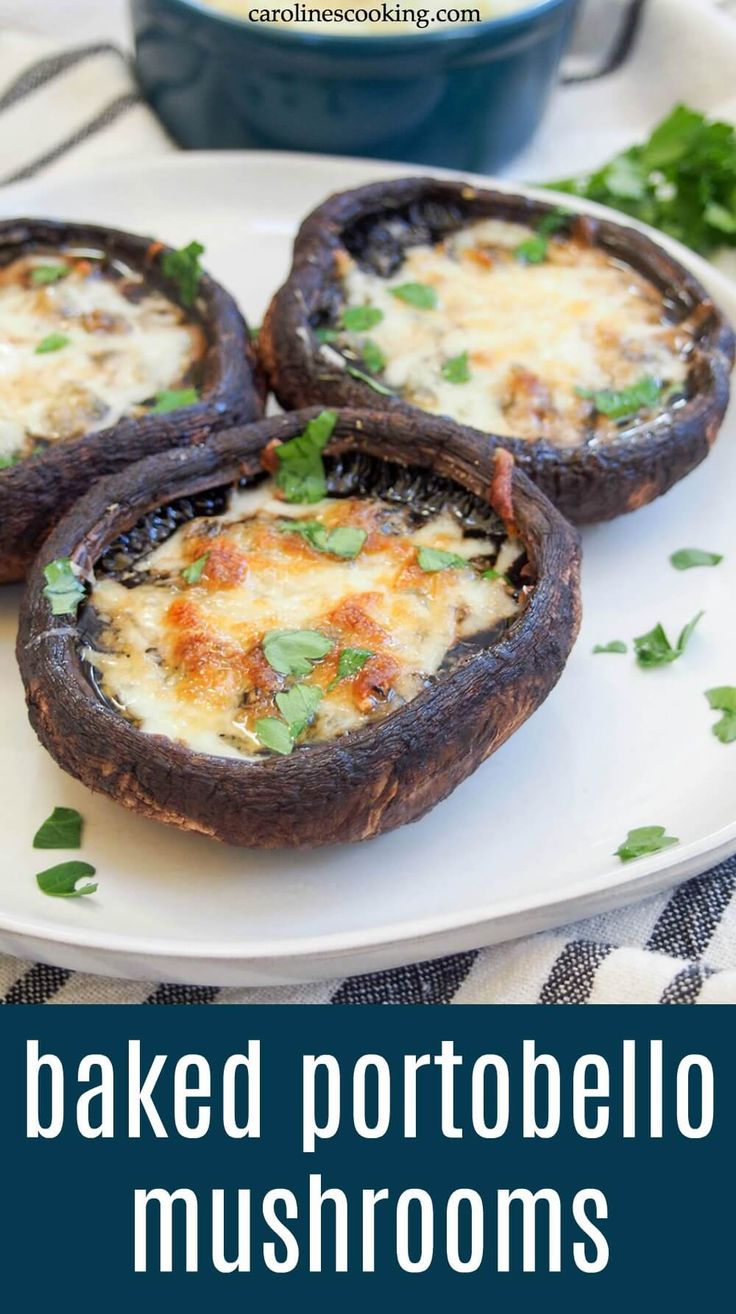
[560,0,647,85]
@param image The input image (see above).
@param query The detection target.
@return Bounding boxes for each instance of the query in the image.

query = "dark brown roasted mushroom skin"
[17,409,581,849]
[0,218,265,582]
[260,177,735,525]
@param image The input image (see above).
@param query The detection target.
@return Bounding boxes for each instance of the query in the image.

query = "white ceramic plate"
[1,152,735,985]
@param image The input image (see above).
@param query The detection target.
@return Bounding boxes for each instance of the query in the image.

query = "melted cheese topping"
[338,218,693,446]
[86,482,523,760]
[0,253,204,463]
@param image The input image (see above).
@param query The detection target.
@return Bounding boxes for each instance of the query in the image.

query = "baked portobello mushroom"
[17,408,580,849]
[0,218,264,582]
[260,177,735,524]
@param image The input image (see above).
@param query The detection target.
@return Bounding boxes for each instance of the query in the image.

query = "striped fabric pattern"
[1,25,736,1005]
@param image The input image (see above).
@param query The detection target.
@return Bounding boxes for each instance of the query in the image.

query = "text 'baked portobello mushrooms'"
[260,177,734,525]
[0,218,264,582]
[17,409,581,849]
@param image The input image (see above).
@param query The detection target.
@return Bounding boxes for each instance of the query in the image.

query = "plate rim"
[0,149,734,974]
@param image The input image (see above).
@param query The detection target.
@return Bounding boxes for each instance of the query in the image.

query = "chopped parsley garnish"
[279,520,366,559]
[346,365,394,395]
[633,611,703,668]
[36,860,97,898]
[33,806,83,850]
[593,640,628,654]
[577,376,662,421]
[329,647,373,690]
[417,546,469,572]
[482,568,510,584]
[161,239,204,306]
[275,684,322,738]
[547,104,736,256]
[150,387,199,413]
[341,305,384,332]
[0,453,20,469]
[274,408,337,504]
[42,558,85,616]
[263,628,334,677]
[35,332,69,354]
[514,235,549,265]
[705,687,736,744]
[315,326,339,344]
[255,717,293,755]
[441,351,471,384]
[390,282,438,309]
[361,339,386,375]
[30,263,69,286]
[670,547,723,571]
[615,826,679,863]
[513,207,570,263]
[181,552,210,585]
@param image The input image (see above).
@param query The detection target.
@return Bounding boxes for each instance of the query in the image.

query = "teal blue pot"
[131,0,578,171]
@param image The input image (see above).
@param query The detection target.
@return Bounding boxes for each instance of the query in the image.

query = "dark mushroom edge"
[0,218,265,582]
[17,409,581,849]
[260,177,735,525]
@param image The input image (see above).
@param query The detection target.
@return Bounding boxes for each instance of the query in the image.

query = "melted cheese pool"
[86,482,524,759]
[0,251,204,464]
[336,217,694,446]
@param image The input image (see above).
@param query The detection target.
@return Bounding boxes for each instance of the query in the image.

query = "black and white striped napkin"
[1,11,736,1004]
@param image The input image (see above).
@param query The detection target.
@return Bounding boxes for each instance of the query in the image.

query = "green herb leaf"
[161,240,205,306]
[341,305,384,332]
[514,235,548,264]
[546,105,736,257]
[390,282,438,309]
[255,717,294,756]
[30,263,69,286]
[324,526,366,559]
[615,826,679,863]
[482,568,510,584]
[346,365,394,395]
[577,376,662,421]
[330,647,373,690]
[705,687,736,744]
[275,683,322,737]
[33,806,83,850]
[536,206,572,237]
[417,546,469,573]
[181,552,210,585]
[315,326,339,344]
[361,339,386,375]
[248,324,260,341]
[279,520,366,559]
[35,332,69,354]
[42,558,85,617]
[36,860,97,898]
[670,547,723,570]
[150,387,199,413]
[274,408,337,504]
[633,611,703,668]
[0,453,20,470]
[263,629,334,677]
[441,351,471,384]
[593,640,628,654]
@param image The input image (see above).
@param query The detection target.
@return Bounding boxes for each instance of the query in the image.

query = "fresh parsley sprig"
[274,409,337,504]
[615,826,679,863]
[670,547,723,571]
[633,612,703,668]
[705,687,736,744]
[161,240,204,306]
[42,558,86,617]
[150,387,199,413]
[547,104,736,256]
[577,376,663,421]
